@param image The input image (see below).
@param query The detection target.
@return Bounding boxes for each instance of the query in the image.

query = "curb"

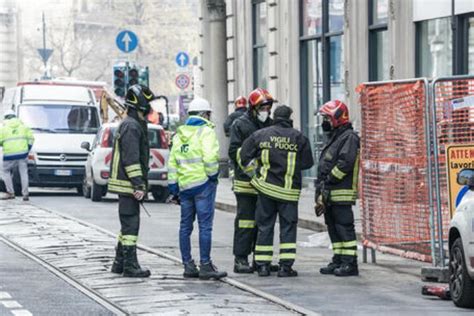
[215,200,363,240]
[215,201,327,232]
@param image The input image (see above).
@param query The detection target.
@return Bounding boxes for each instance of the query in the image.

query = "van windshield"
[18,104,100,134]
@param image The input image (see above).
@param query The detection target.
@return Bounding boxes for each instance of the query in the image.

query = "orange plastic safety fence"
[433,78,474,242]
[357,80,432,262]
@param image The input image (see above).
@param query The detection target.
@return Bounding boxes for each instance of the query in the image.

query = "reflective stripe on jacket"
[0,118,34,161]
[168,116,219,196]
[109,110,149,196]
[240,118,314,202]
[316,124,360,205]
[228,112,272,195]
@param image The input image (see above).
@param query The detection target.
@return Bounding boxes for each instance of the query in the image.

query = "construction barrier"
[357,79,434,263]
[430,75,474,266]
[357,75,474,266]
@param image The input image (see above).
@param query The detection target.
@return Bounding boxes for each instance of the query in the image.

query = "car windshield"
[108,127,163,148]
[18,104,100,134]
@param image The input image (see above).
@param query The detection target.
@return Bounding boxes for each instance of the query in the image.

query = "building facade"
[200,0,474,179]
[0,0,22,89]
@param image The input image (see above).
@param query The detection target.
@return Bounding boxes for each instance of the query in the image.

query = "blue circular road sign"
[116,30,138,53]
[175,52,189,68]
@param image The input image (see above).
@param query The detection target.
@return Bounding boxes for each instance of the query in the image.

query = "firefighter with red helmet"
[224,96,247,137]
[315,100,360,277]
[228,88,276,273]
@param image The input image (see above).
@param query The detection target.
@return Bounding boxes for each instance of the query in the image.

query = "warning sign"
[446,144,474,217]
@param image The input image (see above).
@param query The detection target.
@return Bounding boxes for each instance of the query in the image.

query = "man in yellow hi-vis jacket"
[168,98,227,280]
[0,110,34,201]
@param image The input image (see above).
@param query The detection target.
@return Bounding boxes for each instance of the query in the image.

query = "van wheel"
[152,187,169,203]
[83,177,91,199]
[450,237,474,308]
[91,180,104,202]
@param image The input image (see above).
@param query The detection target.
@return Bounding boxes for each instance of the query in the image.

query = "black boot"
[257,264,270,277]
[199,262,227,280]
[234,257,253,273]
[122,245,151,278]
[183,260,199,278]
[277,265,298,277]
[251,260,279,273]
[111,241,124,274]
[319,262,340,275]
[269,263,280,272]
[334,263,359,277]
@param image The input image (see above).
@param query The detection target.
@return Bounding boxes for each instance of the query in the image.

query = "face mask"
[257,111,269,123]
[322,120,332,132]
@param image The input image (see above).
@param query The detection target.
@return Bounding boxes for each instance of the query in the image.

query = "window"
[469,17,474,73]
[330,35,344,100]
[252,0,268,88]
[416,17,453,77]
[300,0,345,178]
[328,0,344,33]
[18,104,100,134]
[302,0,322,36]
[369,0,389,81]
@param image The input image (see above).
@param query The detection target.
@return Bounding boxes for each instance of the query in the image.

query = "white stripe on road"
[0,288,33,315]
[11,310,33,316]
[2,300,22,308]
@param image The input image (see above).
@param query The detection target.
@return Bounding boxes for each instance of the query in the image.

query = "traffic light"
[113,63,149,97]
[138,66,149,87]
[113,65,126,97]
[128,67,139,86]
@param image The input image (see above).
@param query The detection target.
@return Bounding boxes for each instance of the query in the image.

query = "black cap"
[273,105,293,120]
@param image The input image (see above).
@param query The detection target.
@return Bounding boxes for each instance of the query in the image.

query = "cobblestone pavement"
[0,200,314,315]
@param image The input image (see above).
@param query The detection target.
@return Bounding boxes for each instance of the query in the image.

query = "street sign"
[116,30,138,53]
[37,48,53,64]
[175,52,189,68]
[446,144,474,217]
[175,74,190,90]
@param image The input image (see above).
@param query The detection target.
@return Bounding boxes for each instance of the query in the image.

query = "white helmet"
[188,98,212,113]
[4,110,16,119]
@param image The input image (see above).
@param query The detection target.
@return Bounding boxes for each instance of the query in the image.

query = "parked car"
[81,122,169,202]
[449,168,474,308]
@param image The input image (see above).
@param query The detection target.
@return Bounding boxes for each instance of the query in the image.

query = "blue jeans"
[179,181,217,264]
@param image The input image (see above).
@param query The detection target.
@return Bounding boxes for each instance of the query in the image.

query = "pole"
[42,12,47,78]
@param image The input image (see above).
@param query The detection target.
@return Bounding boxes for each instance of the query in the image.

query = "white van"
[1,84,100,194]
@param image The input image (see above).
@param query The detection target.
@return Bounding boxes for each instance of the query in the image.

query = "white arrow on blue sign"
[116,30,138,53]
[175,52,189,68]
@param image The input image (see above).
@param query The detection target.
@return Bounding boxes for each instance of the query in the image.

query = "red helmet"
[234,96,247,109]
[248,88,274,109]
[319,100,349,128]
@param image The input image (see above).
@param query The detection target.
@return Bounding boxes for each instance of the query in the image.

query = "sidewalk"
[215,178,362,234]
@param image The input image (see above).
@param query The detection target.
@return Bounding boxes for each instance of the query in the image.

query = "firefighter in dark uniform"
[224,96,247,137]
[109,84,155,278]
[240,105,314,277]
[315,100,360,277]
[228,88,275,273]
